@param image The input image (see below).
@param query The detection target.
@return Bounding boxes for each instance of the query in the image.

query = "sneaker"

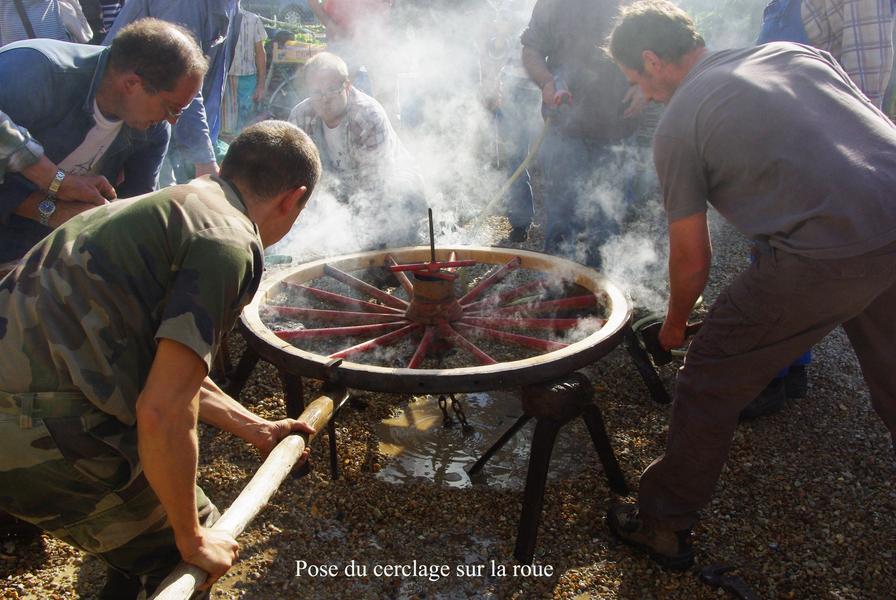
[606,503,695,571]
[507,225,529,243]
[739,377,786,421]
[784,364,808,399]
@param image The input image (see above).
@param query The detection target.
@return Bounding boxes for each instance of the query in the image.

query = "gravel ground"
[2,207,895,600]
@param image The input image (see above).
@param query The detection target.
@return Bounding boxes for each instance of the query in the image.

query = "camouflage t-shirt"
[0,176,264,425]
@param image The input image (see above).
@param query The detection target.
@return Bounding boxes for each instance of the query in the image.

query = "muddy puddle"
[375,390,602,490]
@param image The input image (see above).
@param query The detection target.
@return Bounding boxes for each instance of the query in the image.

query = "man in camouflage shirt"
[0,120,321,597]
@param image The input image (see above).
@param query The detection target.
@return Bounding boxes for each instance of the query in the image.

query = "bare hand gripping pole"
[150,386,347,600]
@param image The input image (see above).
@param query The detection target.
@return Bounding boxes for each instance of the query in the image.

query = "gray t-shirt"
[655,42,896,259]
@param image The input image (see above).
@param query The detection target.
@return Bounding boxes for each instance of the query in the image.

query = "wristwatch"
[38,169,65,227]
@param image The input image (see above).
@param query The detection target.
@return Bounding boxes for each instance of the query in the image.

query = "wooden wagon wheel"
[240,245,632,393]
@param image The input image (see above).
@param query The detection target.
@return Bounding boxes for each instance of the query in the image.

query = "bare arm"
[13,189,110,228]
[136,339,238,587]
[252,40,267,103]
[521,46,570,107]
[660,211,712,350]
[199,376,315,456]
[17,154,115,204]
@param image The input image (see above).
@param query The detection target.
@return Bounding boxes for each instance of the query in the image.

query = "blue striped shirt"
[0,0,69,46]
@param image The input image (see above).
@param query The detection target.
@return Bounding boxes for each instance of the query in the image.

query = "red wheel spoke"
[323,264,408,309]
[284,283,404,314]
[329,323,422,359]
[457,257,521,305]
[461,279,548,311]
[264,306,406,325]
[454,322,569,352]
[437,323,497,365]
[461,316,596,330]
[386,254,414,296]
[481,294,597,316]
[407,326,437,368]
[275,321,408,340]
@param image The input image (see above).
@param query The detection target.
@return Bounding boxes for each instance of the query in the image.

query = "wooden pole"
[150,388,343,600]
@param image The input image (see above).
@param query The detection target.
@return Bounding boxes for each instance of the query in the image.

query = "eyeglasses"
[309,84,346,100]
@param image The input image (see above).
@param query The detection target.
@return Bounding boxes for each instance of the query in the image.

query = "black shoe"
[607,503,695,571]
[739,378,786,421]
[507,225,528,243]
[784,364,808,399]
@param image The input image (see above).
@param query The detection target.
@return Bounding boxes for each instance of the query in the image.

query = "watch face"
[38,198,56,217]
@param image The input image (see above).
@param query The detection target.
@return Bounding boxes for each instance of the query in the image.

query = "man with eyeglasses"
[0,18,208,263]
[288,51,426,252]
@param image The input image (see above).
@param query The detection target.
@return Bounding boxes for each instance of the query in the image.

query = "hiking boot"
[784,364,809,399]
[506,225,529,243]
[606,503,695,571]
[739,377,786,421]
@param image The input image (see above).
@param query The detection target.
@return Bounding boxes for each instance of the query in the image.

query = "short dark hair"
[607,0,705,72]
[221,120,322,201]
[107,18,208,93]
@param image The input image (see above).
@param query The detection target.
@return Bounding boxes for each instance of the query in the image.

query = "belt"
[0,390,97,429]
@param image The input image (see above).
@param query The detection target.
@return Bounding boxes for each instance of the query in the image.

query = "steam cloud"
[268,0,769,313]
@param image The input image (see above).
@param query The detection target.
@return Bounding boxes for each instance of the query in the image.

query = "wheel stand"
[466,372,629,564]
[219,315,671,563]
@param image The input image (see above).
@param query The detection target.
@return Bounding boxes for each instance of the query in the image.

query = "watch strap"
[47,169,65,197]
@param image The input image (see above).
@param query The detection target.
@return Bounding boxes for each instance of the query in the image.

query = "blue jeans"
[234,74,258,132]
[539,129,632,268]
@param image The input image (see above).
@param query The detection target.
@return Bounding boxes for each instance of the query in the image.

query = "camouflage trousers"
[0,390,218,597]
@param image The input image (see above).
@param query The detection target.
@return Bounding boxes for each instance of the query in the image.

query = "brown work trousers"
[639,241,896,531]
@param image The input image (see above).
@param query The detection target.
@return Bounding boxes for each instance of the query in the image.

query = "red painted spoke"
[457,257,521,305]
[407,326,437,368]
[264,306,406,325]
[437,323,498,365]
[386,254,414,296]
[323,264,408,309]
[275,321,408,340]
[482,294,597,316]
[329,323,422,359]
[284,283,404,314]
[461,316,595,331]
[461,279,548,311]
[454,322,568,352]
[389,259,477,272]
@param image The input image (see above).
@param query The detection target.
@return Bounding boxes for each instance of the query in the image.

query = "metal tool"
[637,320,702,366]
[699,564,759,600]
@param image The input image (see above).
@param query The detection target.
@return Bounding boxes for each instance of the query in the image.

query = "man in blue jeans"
[0,18,208,263]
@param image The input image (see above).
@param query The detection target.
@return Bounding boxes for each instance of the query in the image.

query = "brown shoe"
[607,503,695,571]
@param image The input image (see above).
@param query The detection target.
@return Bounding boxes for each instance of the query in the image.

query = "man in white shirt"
[288,52,425,251]
[226,9,267,132]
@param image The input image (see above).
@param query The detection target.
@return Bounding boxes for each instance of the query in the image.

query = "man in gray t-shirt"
[600,0,896,572]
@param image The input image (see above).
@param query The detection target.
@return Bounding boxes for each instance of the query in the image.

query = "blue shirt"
[104,0,239,165]
[0,39,170,262]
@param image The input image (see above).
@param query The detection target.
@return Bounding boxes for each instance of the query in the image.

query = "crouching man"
[603,0,896,570]
[289,52,426,251]
[0,120,322,597]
